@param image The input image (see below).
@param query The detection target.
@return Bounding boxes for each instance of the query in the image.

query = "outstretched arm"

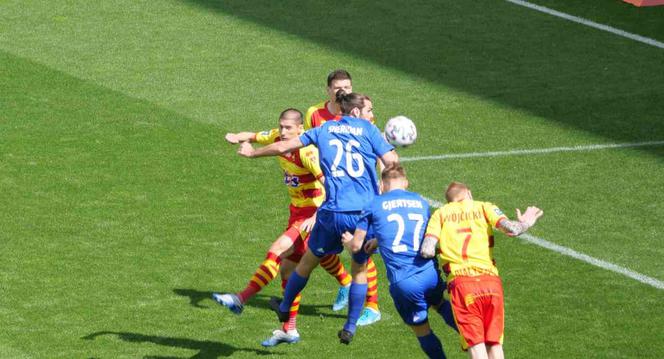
[497,206,543,236]
[225,132,256,144]
[237,137,304,158]
[379,150,399,168]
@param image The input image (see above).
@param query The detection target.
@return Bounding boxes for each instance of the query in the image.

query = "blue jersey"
[300,116,394,212]
[356,189,433,284]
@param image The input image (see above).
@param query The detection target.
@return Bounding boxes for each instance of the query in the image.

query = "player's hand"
[237,141,255,158]
[300,215,316,233]
[516,206,544,228]
[363,239,378,254]
[341,231,353,248]
[225,133,240,144]
[420,236,437,258]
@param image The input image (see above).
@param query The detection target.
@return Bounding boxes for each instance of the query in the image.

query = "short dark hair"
[327,69,352,87]
[335,91,371,115]
[381,163,407,181]
[279,108,303,124]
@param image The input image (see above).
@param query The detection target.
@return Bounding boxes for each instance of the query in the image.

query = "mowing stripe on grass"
[401,140,664,162]
[423,197,664,290]
[504,0,664,50]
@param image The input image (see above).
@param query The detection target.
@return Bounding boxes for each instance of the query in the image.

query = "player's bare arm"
[341,229,367,254]
[225,132,256,144]
[420,235,438,259]
[379,150,399,168]
[238,137,304,158]
[497,206,544,236]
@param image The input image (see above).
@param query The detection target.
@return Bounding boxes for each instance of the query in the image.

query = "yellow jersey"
[254,129,325,208]
[425,199,508,280]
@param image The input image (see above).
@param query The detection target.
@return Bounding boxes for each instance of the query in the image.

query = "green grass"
[1,1,663,358]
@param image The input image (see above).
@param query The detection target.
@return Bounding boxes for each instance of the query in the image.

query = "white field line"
[505,0,664,50]
[423,197,664,290]
[401,141,664,162]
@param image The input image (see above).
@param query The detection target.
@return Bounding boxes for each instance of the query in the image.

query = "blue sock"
[417,331,446,359]
[343,282,367,333]
[436,299,458,332]
[279,271,308,312]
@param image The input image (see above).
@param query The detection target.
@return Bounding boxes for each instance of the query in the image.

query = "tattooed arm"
[497,206,544,236]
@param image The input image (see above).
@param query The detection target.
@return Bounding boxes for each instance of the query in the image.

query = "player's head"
[445,181,473,202]
[278,108,304,140]
[326,69,353,101]
[335,91,374,121]
[380,163,408,192]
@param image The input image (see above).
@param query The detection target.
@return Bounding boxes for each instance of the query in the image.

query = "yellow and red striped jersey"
[254,129,325,208]
[425,199,508,280]
[305,101,376,130]
[304,101,338,130]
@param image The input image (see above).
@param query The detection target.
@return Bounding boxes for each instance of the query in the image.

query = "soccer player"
[213,108,352,346]
[341,164,456,358]
[304,69,383,326]
[304,69,353,129]
[421,182,543,359]
[237,91,398,343]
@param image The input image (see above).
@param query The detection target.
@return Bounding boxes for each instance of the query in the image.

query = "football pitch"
[1,0,663,358]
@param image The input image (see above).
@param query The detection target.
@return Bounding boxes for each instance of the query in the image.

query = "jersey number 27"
[388,213,424,253]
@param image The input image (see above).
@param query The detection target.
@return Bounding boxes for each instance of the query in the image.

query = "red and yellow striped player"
[213,108,352,346]
[304,69,382,326]
[422,182,543,359]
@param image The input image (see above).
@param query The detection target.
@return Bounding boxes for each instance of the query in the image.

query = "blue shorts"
[308,209,373,263]
[389,266,444,325]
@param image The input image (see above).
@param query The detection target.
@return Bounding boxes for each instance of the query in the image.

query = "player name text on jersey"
[382,199,425,211]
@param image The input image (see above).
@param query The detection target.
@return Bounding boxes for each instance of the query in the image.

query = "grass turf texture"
[1,0,663,358]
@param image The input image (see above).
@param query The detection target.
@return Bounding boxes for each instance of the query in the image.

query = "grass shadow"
[183,0,664,157]
[173,288,345,319]
[82,331,278,358]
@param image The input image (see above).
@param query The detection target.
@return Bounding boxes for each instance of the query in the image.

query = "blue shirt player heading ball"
[237,91,399,345]
[342,164,457,359]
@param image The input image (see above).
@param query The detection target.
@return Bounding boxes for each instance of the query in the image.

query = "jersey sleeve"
[304,105,317,130]
[299,126,320,147]
[482,202,508,228]
[254,128,280,145]
[425,208,443,241]
[368,123,394,157]
[299,146,323,180]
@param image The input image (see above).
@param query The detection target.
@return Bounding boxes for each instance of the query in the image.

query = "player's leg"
[262,258,301,347]
[411,322,447,359]
[448,277,488,356]
[468,343,489,359]
[393,267,447,358]
[319,254,351,311]
[357,257,381,325]
[428,272,458,332]
[272,248,320,321]
[338,254,368,344]
[487,344,504,359]
[212,233,294,314]
[483,276,505,359]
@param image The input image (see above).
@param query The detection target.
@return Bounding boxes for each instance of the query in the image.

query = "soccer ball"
[384,116,417,147]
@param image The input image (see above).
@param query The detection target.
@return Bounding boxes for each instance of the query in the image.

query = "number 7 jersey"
[425,199,508,280]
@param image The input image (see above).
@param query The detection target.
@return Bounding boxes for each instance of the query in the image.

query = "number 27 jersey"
[299,116,393,212]
[356,189,433,284]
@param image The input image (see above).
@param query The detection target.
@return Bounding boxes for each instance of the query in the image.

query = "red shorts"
[282,205,317,262]
[448,275,504,349]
